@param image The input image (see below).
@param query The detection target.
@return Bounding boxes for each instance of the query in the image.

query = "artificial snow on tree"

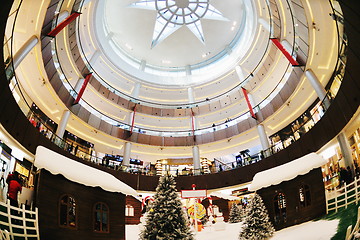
[140,174,193,240]
[229,203,242,223]
[239,193,275,240]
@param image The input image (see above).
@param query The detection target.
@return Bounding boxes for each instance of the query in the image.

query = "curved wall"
[0,0,359,191]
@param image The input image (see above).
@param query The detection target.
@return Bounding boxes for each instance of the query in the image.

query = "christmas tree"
[239,193,275,240]
[140,173,194,240]
[229,203,242,223]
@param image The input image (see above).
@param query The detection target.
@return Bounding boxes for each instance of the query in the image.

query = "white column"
[13,35,39,70]
[56,110,70,138]
[132,82,141,98]
[88,50,100,66]
[122,142,132,168]
[281,39,297,58]
[56,11,69,24]
[235,66,245,82]
[337,132,354,171]
[74,78,85,93]
[259,18,271,36]
[188,87,195,103]
[305,69,330,108]
[140,60,146,71]
[185,65,192,76]
[247,92,259,114]
[257,124,270,150]
[106,32,114,40]
[128,111,134,127]
[193,145,201,175]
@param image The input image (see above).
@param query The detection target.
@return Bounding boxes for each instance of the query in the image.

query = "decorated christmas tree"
[229,203,242,223]
[140,173,194,240]
[239,193,275,240]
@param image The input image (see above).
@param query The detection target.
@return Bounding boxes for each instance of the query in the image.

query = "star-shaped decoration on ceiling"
[129,0,229,48]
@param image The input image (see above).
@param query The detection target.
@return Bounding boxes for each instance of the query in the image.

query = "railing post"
[6,201,14,240]
[335,194,338,213]
[345,225,352,240]
[326,199,329,214]
[345,182,348,209]
[356,177,359,205]
[22,205,27,240]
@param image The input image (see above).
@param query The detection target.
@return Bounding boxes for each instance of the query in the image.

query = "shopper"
[0,168,5,188]
[7,171,22,208]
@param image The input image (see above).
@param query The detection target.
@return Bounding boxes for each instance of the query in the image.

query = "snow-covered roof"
[35,146,138,196]
[249,152,328,191]
[210,191,239,201]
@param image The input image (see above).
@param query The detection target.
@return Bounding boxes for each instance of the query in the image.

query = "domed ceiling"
[80,0,263,96]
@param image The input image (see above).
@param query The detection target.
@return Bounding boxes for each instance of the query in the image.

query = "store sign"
[181,189,207,198]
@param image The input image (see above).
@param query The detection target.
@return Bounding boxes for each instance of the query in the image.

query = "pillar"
[193,145,201,175]
[89,50,100,66]
[337,132,354,171]
[122,142,132,169]
[73,78,85,93]
[56,110,70,138]
[247,93,259,114]
[281,39,296,59]
[188,87,195,103]
[305,69,331,109]
[185,65,192,76]
[56,11,69,24]
[235,66,245,82]
[140,60,146,71]
[12,35,39,70]
[257,124,270,151]
[259,18,272,36]
[132,82,141,98]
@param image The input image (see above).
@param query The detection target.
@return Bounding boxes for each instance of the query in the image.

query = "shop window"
[299,185,311,207]
[94,202,109,233]
[125,205,134,217]
[59,195,77,229]
[273,192,287,225]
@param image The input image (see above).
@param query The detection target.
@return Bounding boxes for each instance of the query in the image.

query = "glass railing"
[2,0,345,177]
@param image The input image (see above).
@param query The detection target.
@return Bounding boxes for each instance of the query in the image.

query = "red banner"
[130,104,137,134]
[242,87,257,119]
[191,109,195,135]
[47,12,81,37]
[270,38,299,66]
[73,73,92,104]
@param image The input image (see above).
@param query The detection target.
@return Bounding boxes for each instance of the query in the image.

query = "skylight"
[129,0,229,48]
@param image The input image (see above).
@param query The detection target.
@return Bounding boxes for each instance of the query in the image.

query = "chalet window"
[299,185,311,207]
[273,192,287,224]
[94,202,109,233]
[125,205,134,217]
[59,195,77,228]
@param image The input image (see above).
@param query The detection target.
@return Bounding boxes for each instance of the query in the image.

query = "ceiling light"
[162,60,171,64]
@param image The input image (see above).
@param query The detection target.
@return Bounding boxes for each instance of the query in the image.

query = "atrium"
[0,0,359,239]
